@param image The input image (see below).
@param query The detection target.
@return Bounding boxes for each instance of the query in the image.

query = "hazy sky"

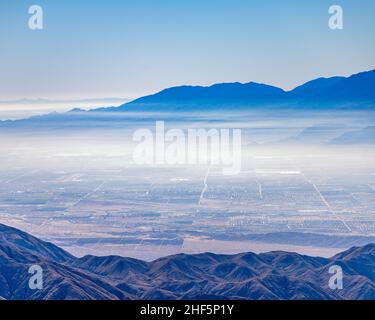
[1,0,375,100]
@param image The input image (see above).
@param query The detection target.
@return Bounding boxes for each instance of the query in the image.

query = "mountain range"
[0,70,374,125]
[97,69,375,112]
[0,223,374,300]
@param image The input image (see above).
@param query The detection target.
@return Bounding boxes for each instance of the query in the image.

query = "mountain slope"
[0,224,74,263]
[288,70,375,109]
[0,224,133,300]
[0,224,374,300]
[290,76,345,97]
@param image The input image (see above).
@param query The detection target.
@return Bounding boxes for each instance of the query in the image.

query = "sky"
[0,0,375,101]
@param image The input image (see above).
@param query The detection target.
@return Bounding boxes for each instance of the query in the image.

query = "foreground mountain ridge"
[0,223,374,300]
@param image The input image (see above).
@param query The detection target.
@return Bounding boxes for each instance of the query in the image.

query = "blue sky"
[0,0,374,100]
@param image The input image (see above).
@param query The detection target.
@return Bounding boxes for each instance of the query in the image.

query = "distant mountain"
[106,69,375,112]
[277,126,350,145]
[290,76,345,96]
[288,70,375,108]
[107,82,286,112]
[329,126,375,144]
[0,70,374,129]
[0,223,374,300]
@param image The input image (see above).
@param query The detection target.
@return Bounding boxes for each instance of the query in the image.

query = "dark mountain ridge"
[0,223,374,300]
